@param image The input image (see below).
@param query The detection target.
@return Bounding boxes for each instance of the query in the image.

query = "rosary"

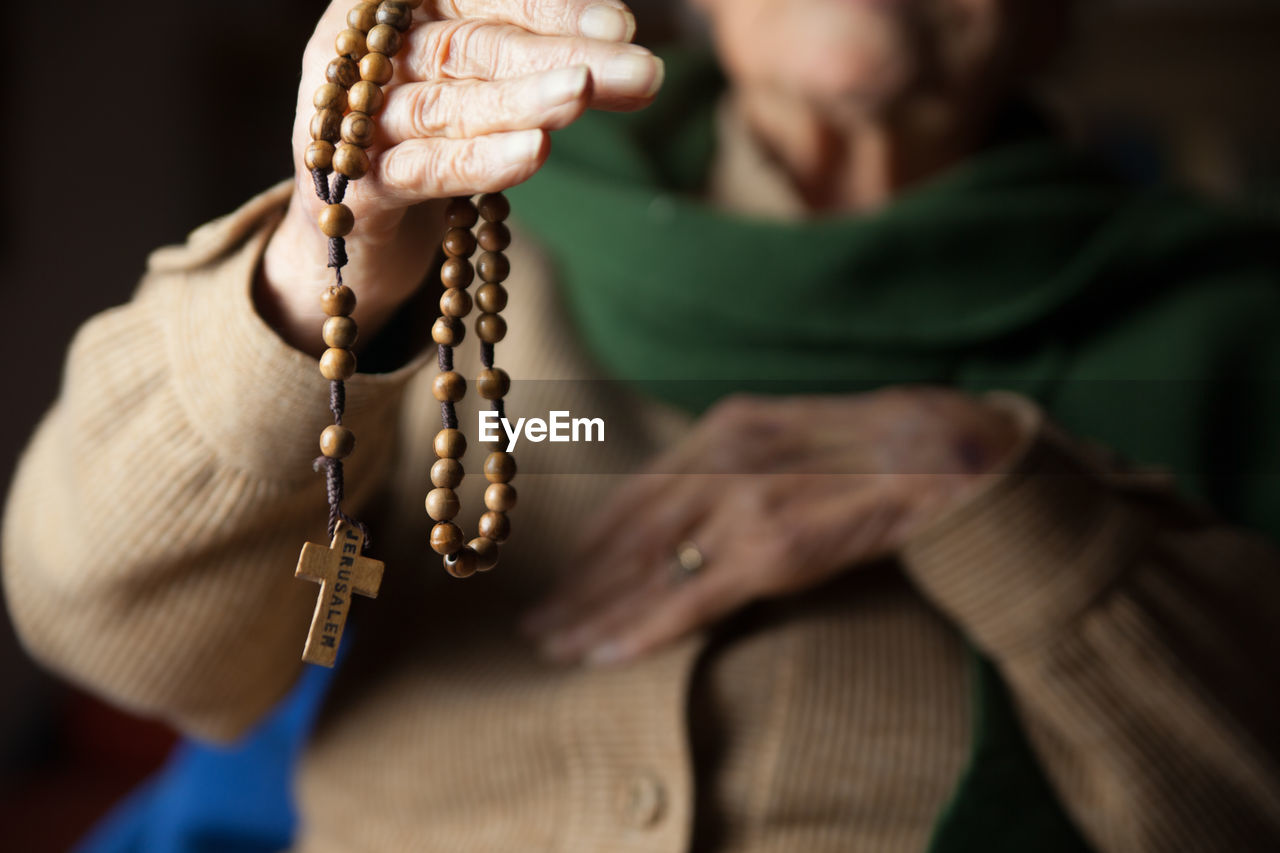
[293,0,516,667]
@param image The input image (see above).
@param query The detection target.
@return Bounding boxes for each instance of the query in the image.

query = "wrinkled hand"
[260,0,662,353]
[522,388,1022,665]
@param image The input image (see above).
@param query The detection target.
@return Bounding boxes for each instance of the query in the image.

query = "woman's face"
[696,0,1063,116]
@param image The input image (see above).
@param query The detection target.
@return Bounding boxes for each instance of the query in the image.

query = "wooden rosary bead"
[434,428,466,459]
[400,0,424,8]
[440,288,472,318]
[476,367,510,400]
[431,316,465,346]
[326,56,360,89]
[440,256,474,289]
[430,457,464,489]
[333,143,371,179]
[468,536,499,572]
[322,315,358,349]
[425,487,460,521]
[321,284,356,316]
[478,511,511,543]
[335,27,368,59]
[430,521,464,555]
[475,283,507,313]
[443,547,477,578]
[348,80,384,115]
[341,112,376,148]
[483,451,516,483]
[476,221,511,252]
[376,1,413,31]
[305,140,335,171]
[347,2,378,32]
[366,23,401,55]
[313,82,348,112]
[320,424,356,459]
[432,371,466,402]
[484,482,517,512]
[359,51,394,85]
[445,197,479,228]
[476,251,510,283]
[320,347,357,380]
[319,203,355,237]
[442,227,477,258]
[477,192,510,223]
[310,109,342,143]
[476,312,507,343]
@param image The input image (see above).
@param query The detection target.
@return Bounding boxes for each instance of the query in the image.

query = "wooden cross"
[295,521,384,667]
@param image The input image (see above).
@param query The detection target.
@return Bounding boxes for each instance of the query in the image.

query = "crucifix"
[295,521,384,667]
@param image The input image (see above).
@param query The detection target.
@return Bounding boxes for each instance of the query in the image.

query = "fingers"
[432,0,637,42]
[405,19,663,107]
[378,128,548,201]
[380,65,590,143]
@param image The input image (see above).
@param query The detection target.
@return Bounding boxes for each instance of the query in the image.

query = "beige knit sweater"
[5,109,1280,852]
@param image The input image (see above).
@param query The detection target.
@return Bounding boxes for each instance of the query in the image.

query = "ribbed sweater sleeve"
[902,396,1280,851]
[2,182,428,741]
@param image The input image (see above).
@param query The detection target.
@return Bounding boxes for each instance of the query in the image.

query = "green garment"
[508,51,1280,851]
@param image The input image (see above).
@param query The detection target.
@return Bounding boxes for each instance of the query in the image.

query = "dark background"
[2,1,1279,849]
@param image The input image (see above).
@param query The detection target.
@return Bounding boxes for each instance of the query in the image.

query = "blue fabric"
[75,663,335,853]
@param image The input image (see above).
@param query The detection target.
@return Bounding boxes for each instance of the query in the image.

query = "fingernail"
[498,129,542,164]
[601,52,663,98]
[534,65,589,109]
[579,4,636,42]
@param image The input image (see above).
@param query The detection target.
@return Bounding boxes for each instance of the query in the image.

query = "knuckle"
[419,19,489,78]
[407,83,447,136]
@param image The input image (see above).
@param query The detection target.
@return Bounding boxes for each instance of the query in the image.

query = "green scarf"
[509,50,1280,851]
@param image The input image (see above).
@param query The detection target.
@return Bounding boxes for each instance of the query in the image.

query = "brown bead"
[434,428,466,459]
[304,140,335,171]
[431,317,465,346]
[477,192,510,222]
[425,487,460,521]
[444,548,477,578]
[333,143,370,180]
[484,482,517,512]
[430,457,464,488]
[430,521,464,555]
[321,284,356,316]
[476,367,510,400]
[366,23,401,55]
[440,288,472,318]
[475,283,507,313]
[478,511,511,543]
[360,51,394,85]
[318,203,355,237]
[341,112,376,148]
[319,424,356,458]
[440,256,473,289]
[476,251,510,283]
[442,227,476,259]
[445,197,479,228]
[476,221,511,252]
[348,80,384,115]
[322,315,358,349]
[335,27,368,59]
[376,0,413,31]
[313,83,348,112]
[326,56,360,89]
[347,2,378,31]
[310,109,342,142]
[476,312,507,343]
[468,536,499,572]
[400,0,424,8]
[484,451,516,483]
[320,347,357,380]
[432,371,466,402]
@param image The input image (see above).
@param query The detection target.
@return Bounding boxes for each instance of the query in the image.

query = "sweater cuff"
[900,394,1147,659]
[156,182,431,481]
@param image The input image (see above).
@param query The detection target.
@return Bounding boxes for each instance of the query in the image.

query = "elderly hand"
[522,388,1022,665]
[259,0,661,353]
